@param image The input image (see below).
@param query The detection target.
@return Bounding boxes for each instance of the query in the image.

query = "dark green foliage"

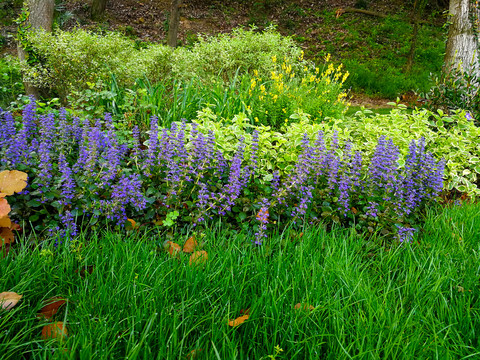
[426,60,480,124]
[0,57,24,109]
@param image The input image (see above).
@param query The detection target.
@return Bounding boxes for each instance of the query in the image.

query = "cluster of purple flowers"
[0,99,445,243]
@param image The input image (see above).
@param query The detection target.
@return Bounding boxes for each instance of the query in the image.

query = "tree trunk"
[444,0,480,73]
[17,0,55,99]
[167,0,182,48]
[91,0,108,21]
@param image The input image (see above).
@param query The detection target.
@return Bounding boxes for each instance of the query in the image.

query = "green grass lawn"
[1,202,479,359]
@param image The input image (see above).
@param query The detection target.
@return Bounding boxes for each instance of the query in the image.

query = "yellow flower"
[325,53,331,62]
[260,84,266,93]
[254,69,259,77]
[255,117,259,122]
[272,55,277,63]
[282,108,286,113]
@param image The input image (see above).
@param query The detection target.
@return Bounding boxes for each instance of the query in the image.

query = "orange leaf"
[228,314,249,327]
[186,349,202,359]
[240,308,251,315]
[37,297,67,320]
[126,218,137,230]
[0,228,14,247]
[0,198,10,218]
[294,303,315,311]
[75,265,94,278]
[0,215,11,228]
[41,322,68,340]
[183,236,198,253]
[0,170,28,196]
[165,241,181,257]
[10,222,21,231]
[189,250,208,266]
[0,291,23,310]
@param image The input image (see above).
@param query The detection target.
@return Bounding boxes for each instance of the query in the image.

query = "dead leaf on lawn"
[41,321,68,340]
[75,265,95,278]
[0,291,23,310]
[0,227,14,246]
[164,241,181,257]
[0,198,11,218]
[189,250,208,266]
[0,215,11,228]
[294,303,315,311]
[0,170,28,195]
[186,348,202,359]
[183,236,198,253]
[228,314,249,327]
[37,297,67,320]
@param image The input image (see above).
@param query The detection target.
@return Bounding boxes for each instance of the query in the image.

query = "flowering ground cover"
[0,99,445,244]
[0,202,479,359]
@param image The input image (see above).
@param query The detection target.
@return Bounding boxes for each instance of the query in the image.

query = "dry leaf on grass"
[189,250,208,266]
[0,170,28,195]
[228,314,249,327]
[183,236,198,253]
[0,215,11,228]
[37,297,67,320]
[164,241,182,257]
[186,348,202,359]
[0,227,14,246]
[0,291,23,310]
[294,303,315,311]
[41,321,68,340]
[0,198,11,218]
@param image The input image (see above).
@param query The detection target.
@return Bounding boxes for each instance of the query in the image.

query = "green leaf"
[26,199,41,207]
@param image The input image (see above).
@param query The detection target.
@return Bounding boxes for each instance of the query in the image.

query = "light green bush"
[171,26,304,83]
[23,29,172,98]
[21,26,304,101]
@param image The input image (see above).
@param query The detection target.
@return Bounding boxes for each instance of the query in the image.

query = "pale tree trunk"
[167,0,182,48]
[444,0,480,73]
[17,0,55,99]
[91,0,108,21]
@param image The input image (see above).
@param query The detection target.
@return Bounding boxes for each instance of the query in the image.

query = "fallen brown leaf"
[41,322,68,340]
[37,297,67,320]
[228,314,249,327]
[183,236,198,253]
[0,170,28,195]
[189,250,208,266]
[294,303,315,311]
[0,291,23,310]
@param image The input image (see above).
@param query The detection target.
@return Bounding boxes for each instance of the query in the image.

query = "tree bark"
[91,0,108,21]
[17,0,55,99]
[444,0,480,73]
[167,0,182,48]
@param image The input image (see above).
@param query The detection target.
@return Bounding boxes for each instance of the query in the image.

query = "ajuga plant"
[0,99,444,244]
